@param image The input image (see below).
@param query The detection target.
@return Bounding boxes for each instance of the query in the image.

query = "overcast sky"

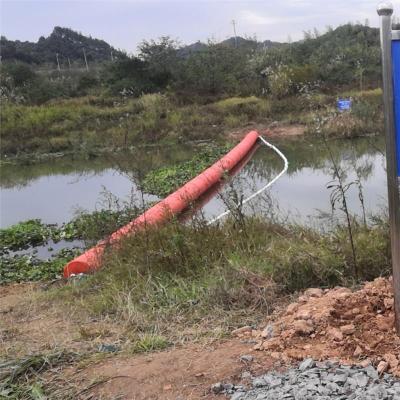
[1,0,400,54]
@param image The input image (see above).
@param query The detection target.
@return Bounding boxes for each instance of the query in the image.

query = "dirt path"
[0,283,123,358]
[0,283,276,399]
[81,340,274,400]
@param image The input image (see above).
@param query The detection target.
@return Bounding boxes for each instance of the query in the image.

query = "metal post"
[377,2,400,333]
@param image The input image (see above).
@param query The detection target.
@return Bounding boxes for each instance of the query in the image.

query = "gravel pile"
[218,359,400,400]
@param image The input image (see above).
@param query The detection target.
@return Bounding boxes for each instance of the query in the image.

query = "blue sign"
[392,38,400,176]
[337,98,352,112]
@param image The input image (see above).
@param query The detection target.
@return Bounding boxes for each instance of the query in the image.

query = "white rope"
[207,135,288,225]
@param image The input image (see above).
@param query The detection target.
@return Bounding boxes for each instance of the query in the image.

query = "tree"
[138,36,179,88]
[175,41,248,96]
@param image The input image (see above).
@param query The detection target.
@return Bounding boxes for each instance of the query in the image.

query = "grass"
[47,214,389,347]
[1,89,384,158]
[130,333,169,353]
[0,351,81,400]
[306,89,383,138]
[0,94,270,157]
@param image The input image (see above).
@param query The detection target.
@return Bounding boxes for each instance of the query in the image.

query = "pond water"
[0,136,387,229]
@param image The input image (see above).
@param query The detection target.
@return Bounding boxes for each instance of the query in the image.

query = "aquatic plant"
[141,144,231,197]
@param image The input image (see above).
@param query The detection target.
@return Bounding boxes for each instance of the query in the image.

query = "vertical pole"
[232,20,238,48]
[377,2,400,333]
[83,48,89,71]
[56,53,61,71]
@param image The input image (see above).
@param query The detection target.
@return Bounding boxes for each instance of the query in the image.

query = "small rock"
[98,344,120,353]
[340,324,355,335]
[293,319,314,335]
[353,345,363,357]
[384,353,399,370]
[299,358,315,371]
[296,309,312,320]
[353,372,369,387]
[211,382,223,394]
[298,295,308,303]
[365,365,379,380]
[332,372,348,384]
[230,393,244,400]
[384,297,394,309]
[377,361,389,375]
[232,326,252,336]
[326,381,340,392]
[223,383,234,392]
[261,324,274,339]
[327,327,344,341]
[304,288,324,298]
[360,359,372,368]
[239,355,254,362]
[286,302,299,314]
[253,376,266,387]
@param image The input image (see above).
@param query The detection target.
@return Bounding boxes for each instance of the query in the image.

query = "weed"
[0,351,80,400]
[0,220,55,254]
[141,144,230,197]
[0,248,82,284]
[130,333,169,353]
[49,215,389,344]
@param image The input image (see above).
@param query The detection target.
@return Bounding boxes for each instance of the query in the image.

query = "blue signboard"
[337,98,352,112]
[393,38,400,176]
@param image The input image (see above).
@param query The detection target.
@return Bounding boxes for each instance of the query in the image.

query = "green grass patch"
[1,94,270,158]
[141,144,231,197]
[130,333,169,353]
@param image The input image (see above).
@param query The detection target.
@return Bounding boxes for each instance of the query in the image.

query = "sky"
[1,0,400,54]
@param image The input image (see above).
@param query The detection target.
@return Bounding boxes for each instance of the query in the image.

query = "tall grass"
[53,215,390,340]
[306,89,383,138]
[1,94,273,157]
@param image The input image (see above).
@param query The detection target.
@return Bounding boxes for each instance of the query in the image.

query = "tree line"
[0,23,383,105]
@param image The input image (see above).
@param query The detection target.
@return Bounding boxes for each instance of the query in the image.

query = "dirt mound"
[247,278,400,377]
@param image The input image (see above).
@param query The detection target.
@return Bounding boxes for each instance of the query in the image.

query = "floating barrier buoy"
[63,131,260,277]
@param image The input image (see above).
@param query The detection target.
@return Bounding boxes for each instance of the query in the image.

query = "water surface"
[0,136,387,229]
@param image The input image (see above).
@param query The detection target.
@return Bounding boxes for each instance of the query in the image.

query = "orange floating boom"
[63,131,260,278]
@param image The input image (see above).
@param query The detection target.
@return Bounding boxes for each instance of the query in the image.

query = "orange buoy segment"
[63,131,259,278]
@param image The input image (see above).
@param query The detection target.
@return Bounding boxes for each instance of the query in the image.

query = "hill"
[266,24,381,85]
[178,36,283,57]
[0,26,126,66]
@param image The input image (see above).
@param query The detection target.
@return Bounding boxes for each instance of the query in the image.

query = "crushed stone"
[221,360,400,400]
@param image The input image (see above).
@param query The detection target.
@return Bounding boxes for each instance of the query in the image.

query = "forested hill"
[254,24,381,86]
[0,22,385,106]
[0,27,126,65]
